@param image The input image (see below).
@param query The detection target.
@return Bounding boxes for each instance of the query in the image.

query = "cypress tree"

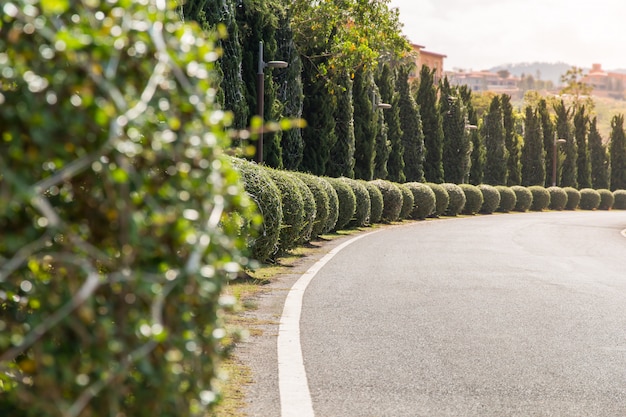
[555,100,577,188]
[327,71,356,178]
[610,114,626,191]
[502,94,521,186]
[574,106,591,189]
[373,102,390,179]
[416,65,444,183]
[588,117,610,189]
[460,86,479,184]
[378,64,405,183]
[440,81,468,184]
[353,67,377,180]
[538,99,556,187]
[482,95,507,185]
[397,65,425,182]
[521,106,546,186]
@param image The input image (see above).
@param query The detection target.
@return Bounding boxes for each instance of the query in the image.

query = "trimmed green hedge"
[442,183,466,216]
[370,179,403,223]
[579,188,601,210]
[496,185,517,212]
[265,168,306,254]
[397,183,415,220]
[477,184,501,214]
[341,178,372,227]
[564,187,581,210]
[361,180,384,223]
[511,185,533,212]
[547,186,568,210]
[404,182,436,219]
[460,184,483,215]
[426,182,450,217]
[529,186,551,211]
[325,177,356,231]
[597,189,614,210]
[614,190,626,210]
[290,174,318,243]
[318,177,339,233]
[294,172,330,239]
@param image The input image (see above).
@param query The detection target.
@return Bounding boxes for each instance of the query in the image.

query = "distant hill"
[489,62,573,86]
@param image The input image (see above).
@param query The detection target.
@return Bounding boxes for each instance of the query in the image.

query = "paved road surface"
[243,211,626,416]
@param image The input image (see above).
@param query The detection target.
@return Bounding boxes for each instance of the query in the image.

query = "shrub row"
[233,159,626,263]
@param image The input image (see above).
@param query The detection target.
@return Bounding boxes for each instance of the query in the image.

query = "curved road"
[293,211,626,416]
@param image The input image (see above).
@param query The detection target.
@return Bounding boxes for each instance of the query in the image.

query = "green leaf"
[40,0,70,14]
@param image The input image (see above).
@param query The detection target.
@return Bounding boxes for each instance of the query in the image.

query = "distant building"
[581,63,626,99]
[409,44,446,84]
[446,70,522,98]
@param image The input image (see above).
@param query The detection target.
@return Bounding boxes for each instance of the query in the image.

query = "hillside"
[490,62,573,86]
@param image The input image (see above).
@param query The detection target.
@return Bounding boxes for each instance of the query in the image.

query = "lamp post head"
[266,60,288,69]
[377,103,392,110]
[465,124,477,131]
[556,138,567,144]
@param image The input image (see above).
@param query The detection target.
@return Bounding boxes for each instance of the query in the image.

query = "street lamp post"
[256,41,288,164]
[372,90,391,111]
[552,136,567,186]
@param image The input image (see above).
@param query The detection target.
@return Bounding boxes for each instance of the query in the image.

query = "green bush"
[265,168,306,254]
[325,177,356,231]
[397,183,415,220]
[477,184,501,214]
[340,177,371,227]
[235,160,282,262]
[404,182,436,219]
[442,183,466,216]
[318,177,339,233]
[361,180,384,223]
[0,2,255,415]
[529,186,551,211]
[496,185,517,212]
[547,186,568,210]
[579,188,601,210]
[370,179,403,222]
[511,185,533,212]
[614,190,626,210]
[294,172,330,239]
[460,184,483,215]
[426,183,450,217]
[564,187,581,210]
[290,174,317,243]
[597,189,615,210]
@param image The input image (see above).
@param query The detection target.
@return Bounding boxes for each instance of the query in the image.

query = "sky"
[388,0,626,72]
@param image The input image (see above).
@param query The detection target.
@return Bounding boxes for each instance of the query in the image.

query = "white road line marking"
[278,231,378,417]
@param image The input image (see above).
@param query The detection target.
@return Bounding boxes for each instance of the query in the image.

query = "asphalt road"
[298,211,626,416]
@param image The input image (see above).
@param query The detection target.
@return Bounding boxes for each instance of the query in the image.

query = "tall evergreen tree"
[378,64,405,182]
[460,86,479,184]
[502,94,521,186]
[416,65,444,183]
[554,100,577,188]
[538,99,556,187]
[440,80,468,184]
[327,71,356,178]
[521,106,546,186]
[353,68,378,180]
[574,106,591,189]
[610,114,626,191]
[588,117,610,189]
[373,101,390,179]
[482,95,507,185]
[397,65,425,182]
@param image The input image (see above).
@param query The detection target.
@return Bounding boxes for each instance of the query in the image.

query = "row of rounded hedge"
[233,159,626,263]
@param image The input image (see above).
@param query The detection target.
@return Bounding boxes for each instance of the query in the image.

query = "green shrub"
[235,160,282,261]
[325,177,356,231]
[579,188,601,210]
[614,190,626,210]
[265,168,306,254]
[511,185,533,212]
[294,172,330,239]
[370,179,403,222]
[0,3,255,415]
[597,189,615,210]
[496,186,517,212]
[426,182,450,217]
[290,174,317,243]
[460,184,483,215]
[397,183,415,220]
[404,182,436,219]
[340,177,371,227]
[318,177,339,233]
[547,186,568,210]
[442,183,466,216]
[529,186,551,211]
[564,187,581,210]
[477,184,501,214]
[361,180,384,223]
